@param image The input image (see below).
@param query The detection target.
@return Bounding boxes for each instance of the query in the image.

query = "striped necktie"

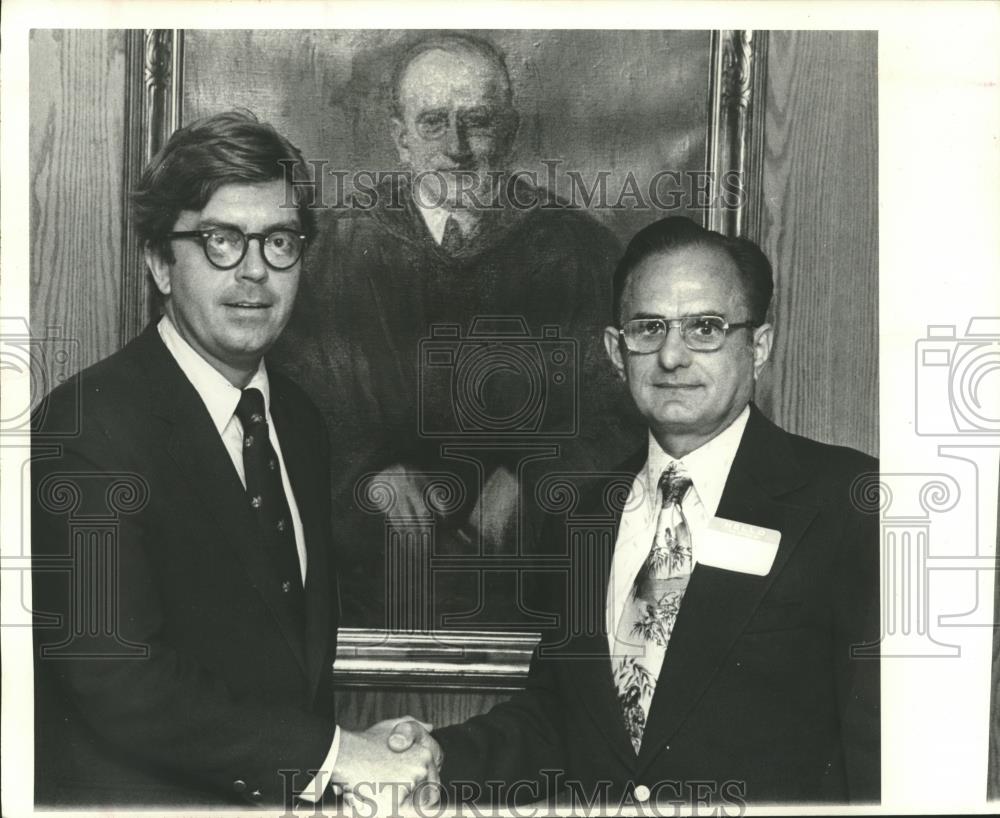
[234,388,305,627]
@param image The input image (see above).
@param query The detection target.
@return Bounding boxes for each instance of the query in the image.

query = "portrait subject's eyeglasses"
[619,315,759,354]
[165,227,307,271]
[415,107,506,141]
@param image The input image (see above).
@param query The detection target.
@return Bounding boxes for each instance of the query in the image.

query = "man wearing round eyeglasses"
[392,216,879,806]
[31,110,440,809]
[148,187,307,386]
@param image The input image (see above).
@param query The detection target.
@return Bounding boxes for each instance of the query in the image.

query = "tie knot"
[657,463,692,507]
[235,388,267,428]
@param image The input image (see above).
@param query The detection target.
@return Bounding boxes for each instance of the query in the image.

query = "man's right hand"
[387,718,442,763]
[333,717,441,809]
[386,719,444,807]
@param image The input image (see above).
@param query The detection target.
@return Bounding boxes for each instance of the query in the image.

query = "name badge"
[697,517,781,576]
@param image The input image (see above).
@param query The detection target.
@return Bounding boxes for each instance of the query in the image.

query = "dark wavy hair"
[131,109,315,264]
[611,216,774,325]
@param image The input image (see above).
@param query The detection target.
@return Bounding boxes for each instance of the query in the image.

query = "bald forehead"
[620,245,749,321]
[398,48,510,112]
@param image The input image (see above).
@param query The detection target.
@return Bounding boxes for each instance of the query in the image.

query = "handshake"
[325,716,443,810]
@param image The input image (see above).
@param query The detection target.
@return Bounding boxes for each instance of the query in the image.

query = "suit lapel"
[138,327,309,676]
[560,452,647,769]
[565,632,639,769]
[269,384,333,702]
[637,406,817,770]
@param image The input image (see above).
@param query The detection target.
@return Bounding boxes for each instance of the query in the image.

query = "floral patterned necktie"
[612,462,694,754]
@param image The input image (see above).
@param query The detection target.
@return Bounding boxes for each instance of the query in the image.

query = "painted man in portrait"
[274,32,639,625]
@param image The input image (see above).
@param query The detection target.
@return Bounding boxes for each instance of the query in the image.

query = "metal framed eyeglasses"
[619,315,759,354]
[165,227,307,271]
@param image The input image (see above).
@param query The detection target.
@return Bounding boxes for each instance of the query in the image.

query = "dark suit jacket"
[31,324,340,808]
[435,405,880,806]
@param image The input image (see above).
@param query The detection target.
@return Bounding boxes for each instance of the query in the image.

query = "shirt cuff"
[296,725,341,803]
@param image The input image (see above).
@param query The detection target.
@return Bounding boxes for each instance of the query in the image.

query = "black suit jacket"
[31,324,340,807]
[436,405,880,806]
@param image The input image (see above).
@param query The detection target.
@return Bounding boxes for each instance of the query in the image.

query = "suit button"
[232,779,247,793]
[634,784,651,802]
[251,789,262,801]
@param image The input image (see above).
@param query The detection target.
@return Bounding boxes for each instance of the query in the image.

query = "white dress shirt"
[157,316,307,583]
[157,316,340,798]
[606,406,750,655]
[414,197,478,244]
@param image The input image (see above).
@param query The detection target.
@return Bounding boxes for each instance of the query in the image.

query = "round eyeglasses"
[415,106,506,141]
[165,227,307,271]
[619,315,758,354]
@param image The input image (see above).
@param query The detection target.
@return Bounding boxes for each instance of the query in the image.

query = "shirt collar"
[413,197,480,245]
[644,405,750,517]
[414,201,451,244]
[157,315,270,436]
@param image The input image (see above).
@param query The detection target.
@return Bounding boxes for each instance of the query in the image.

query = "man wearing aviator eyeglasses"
[393,216,880,806]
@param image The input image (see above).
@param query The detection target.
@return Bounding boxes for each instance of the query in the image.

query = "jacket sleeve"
[432,500,580,806]
[434,646,568,806]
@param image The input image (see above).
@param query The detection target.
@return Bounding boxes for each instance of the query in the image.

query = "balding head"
[389,33,519,212]
[391,33,513,118]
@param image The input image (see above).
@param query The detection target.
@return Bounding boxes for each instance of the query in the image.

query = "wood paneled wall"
[756,31,879,458]
[29,29,126,371]
[337,688,511,732]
